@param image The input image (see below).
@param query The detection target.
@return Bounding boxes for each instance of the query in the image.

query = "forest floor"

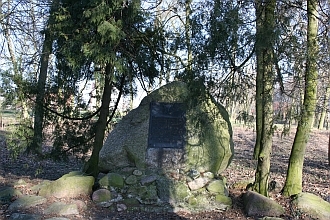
[0,125,329,219]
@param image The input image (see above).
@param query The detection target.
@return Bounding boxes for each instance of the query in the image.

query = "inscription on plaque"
[148,102,186,149]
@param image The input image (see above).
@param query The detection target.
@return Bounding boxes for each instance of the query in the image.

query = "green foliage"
[97,20,124,41]
[50,118,95,160]
[33,0,165,161]
[6,119,33,159]
[0,70,17,107]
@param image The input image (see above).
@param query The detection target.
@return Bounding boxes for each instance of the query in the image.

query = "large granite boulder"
[38,171,94,198]
[292,192,330,220]
[99,81,234,174]
[97,81,234,213]
[242,191,285,217]
[8,195,47,211]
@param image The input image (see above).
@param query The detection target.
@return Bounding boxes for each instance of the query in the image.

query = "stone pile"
[2,172,330,219]
[92,168,232,213]
[0,171,93,220]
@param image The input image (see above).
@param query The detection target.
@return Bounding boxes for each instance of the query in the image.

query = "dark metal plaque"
[148,102,186,149]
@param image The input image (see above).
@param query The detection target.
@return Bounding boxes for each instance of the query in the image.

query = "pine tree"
[48,0,163,176]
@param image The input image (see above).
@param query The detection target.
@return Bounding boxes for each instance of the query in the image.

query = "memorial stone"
[98,81,234,213]
[99,81,233,174]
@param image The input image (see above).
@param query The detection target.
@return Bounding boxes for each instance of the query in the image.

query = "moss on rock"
[0,187,22,204]
[99,173,124,189]
[206,179,227,194]
[215,194,232,206]
[242,191,285,217]
[44,202,79,216]
[39,173,94,198]
[293,192,330,219]
[99,81,233,175]
[97,81,234,213]
[92,189,111,203]
[9,195,47,211]
[173,182,190,201]
[125,175,138,185]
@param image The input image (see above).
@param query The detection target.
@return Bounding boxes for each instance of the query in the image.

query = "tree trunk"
[129,72,134,110]
[318,86,330,129]
[27,0,59,155]
[328,132,330,166]
[282,0,318,196]
[185,0,193,79]
[83,64,113,178]
[28,30,52,154]
[253,0,263,159]
[253,0,276,197]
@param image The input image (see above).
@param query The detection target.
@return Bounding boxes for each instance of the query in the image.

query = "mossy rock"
[13,179,27,187]
[173,182,190,202]
[206,179,227,195]
[31,180,52,193]
[187,196,198,206]
[61,171,84,178]
[243,191,285,217]
[99,173,124,188]
[123,198,140,206]
[125,175,138,185]
[99,81,233,174]
[186,194,210,210]
[185,94,233,174]
[44,202,79,215]
[140,185,158,202]
[156,176,172,201]
[0,187,22,204]
[92,189,111,203]
[215,194,232,207]
[127,184,157,203]
[125,146,145,169]
[39,173,94,198]
[292,192,330,219]
[9,195,47,211]
[126,185,140,196]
